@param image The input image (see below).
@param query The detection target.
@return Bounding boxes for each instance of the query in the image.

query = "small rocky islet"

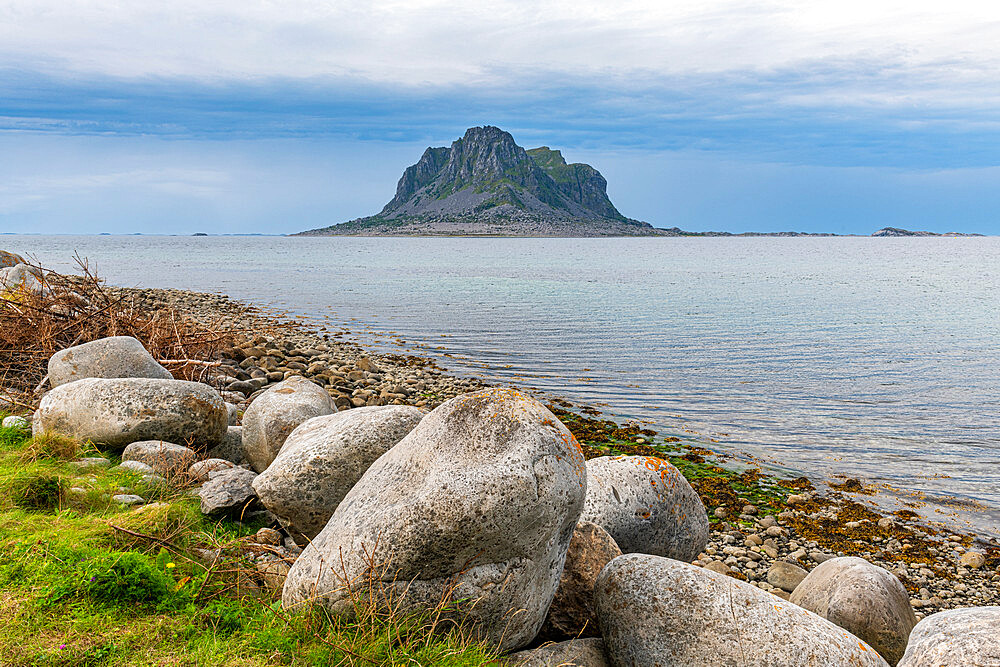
[2,257,999,666]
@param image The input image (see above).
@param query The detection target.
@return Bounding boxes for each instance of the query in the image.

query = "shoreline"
[106,282,999,616]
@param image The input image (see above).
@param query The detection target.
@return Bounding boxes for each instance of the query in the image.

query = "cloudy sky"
[2,0,999,234]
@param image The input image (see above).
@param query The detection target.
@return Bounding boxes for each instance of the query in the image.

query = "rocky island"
[296,126,666,237]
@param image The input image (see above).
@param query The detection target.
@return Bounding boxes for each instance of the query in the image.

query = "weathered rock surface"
[540,521,621,640]
[33,377,227,451]
[122,440,197,476]
[0,263,44,294]
[188,458,235,482]
[594,554,889,667]
[47,336,173,388]
[207,425,245,464]
[2,415,30,430]
[241,376,334,471]
[198,467,260,517]
[253,405,424,543]
[579,455,708,561]
[282,388,587,652]
[897,606,1000,666]
[118,460,155,475]
[0,250,26,268]
[791,556,916,665]
[767,560,809,593]
[508,638,609,666]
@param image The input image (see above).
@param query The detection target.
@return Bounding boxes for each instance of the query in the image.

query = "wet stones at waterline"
[241,376,335,472]
[580,455,708,561]
[281,388,587,653]
[252,405,424,544]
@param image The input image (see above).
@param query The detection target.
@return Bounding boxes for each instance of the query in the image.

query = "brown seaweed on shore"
[0,256,244,409]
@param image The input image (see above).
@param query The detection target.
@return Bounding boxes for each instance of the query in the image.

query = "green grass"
[0,415,499,666]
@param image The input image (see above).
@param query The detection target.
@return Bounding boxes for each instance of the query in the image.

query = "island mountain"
[297,126,663,236]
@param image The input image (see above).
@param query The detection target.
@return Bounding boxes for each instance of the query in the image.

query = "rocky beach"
[1,254,998,666]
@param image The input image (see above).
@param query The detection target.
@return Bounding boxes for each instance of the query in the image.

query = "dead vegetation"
[0,255,245,409]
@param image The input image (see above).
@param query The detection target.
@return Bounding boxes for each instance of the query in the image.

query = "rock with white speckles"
[791,556,916,665]
[241,376,334,472]
[897,607,1000,667]
[252,405,424,544]
[579,455,708,561]
[281,387,587,652]
[595,554,889,667]
[507,638,610,666]
[47,336,172,388]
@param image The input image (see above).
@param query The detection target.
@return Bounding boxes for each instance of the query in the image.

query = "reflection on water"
[9,234,1000,534]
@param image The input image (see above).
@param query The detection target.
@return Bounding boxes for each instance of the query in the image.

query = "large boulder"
[241,376,334,472]
[508,638,609,666]
[48,336,172,388]
[0,250,26,268]
[0,264,45,294]
[33,377,227,451]
[897,607,1000,667]
[122,440,197,476]
[579,455,708,561]
[199,467,260,517]
[595,554,889,667]
[252,405,424,544]
[791,556,916,665]
[281,387,587,652]
[540,521,622,640]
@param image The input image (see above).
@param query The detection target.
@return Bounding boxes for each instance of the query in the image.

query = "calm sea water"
[7,235,1000,534]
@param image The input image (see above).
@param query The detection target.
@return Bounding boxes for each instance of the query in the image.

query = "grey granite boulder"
[122,440,197,476]
[188,458,235,482]
[281,387,587,652]
[2,415,30,430]
[118,460,155,475]
[199,467,260,517]
[207,425,245,464]
[579,455,708,561]
[540,521,621,640]
[791,556,916,665]
[242,376,334,472]
[595,554,889,667]
[0,263,45,294]
[252,405,424,543]
[33,377,227,451]
[508,638,609,666]
[898,607,1000,666]
[47,336,173,388]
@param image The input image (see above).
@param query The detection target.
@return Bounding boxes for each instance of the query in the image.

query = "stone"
[33,377,227,451]
[257,557,291,592]
[255,527,283,546]
[594,554,889,667]
[112,494,145,506]
[226,402,239,425]
[207,425,245,464]
[0,250,26,268]
[122,440,197,476]
[282,388,587,652]
[198,467,260,517]
[2,415,30,430]
[252,405,424,543]
[0,263,45,294]
[539,521,622,640]
[959,551,986,569]
[703,560,731,576]
[579,455,708,561]
[767,560,808,593]
[790,556,916,665]
[241,376,334,472]
[188,458,235,482]
[897,607,1000,666]
[507,638,609,666]
[70,457,111,471]
[117,460,155,475]
[47,336,172,388]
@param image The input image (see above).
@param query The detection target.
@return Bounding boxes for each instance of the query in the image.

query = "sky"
[1,0,999,235]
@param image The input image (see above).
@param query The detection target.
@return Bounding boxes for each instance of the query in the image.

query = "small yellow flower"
[166,562,175,569]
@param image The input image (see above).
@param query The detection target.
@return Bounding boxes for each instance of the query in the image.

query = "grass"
[0,415,500,666]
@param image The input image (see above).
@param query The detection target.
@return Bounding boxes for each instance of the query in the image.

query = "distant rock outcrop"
[872,227,983,237]
[297,126,663,237]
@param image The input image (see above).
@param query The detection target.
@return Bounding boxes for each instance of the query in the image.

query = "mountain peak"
[299,126,662,236]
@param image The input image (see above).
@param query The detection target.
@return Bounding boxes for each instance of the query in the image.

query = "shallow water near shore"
[7,234,1000,535]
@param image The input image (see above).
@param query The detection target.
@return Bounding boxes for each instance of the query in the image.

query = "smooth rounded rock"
[0,263,45,294]
[540,521,622,640]
[112,494,145,506]
[282,387,587,652]
[0,250,26,268]
[253,405,424,543]
[579,455,708,561]
[33,377,227,451]
[508,638,609,666]
[117,460,155,475]
[47,336,172,388]
[767,560,808,593]
[198,467,260,517]
[122,440,197,476]
[242,376,334,472]
[898,606,1000,666]
[595,554,889,667]
[188,458,235,482]
[2,415,30,430]
[791,556,916,665]
[207,425,245,464]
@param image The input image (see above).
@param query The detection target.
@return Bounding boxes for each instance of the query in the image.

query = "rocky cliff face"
[299,126,661,236]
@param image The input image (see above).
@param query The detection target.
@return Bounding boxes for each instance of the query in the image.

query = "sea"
[6,234,1000,536]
